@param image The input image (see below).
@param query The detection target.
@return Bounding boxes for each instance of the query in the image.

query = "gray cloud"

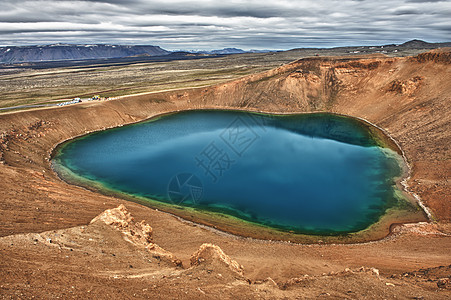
[0,0,450,50]
[406,0,446,2]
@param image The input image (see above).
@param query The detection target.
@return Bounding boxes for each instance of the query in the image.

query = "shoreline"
[50,108,429,244]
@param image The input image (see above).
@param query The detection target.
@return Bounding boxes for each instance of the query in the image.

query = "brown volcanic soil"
[0,49,450,298]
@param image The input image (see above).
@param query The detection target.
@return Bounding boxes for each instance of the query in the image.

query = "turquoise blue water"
[53,110,403,235]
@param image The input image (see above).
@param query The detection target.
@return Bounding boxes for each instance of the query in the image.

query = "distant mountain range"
[1,40,450,64]
[0,44,170,63]
[0,44,260,63]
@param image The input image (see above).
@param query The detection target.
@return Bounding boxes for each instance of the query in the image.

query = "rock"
[386,282,395,287]
[190,243,244,276]
[263,277,278,288]
[91,204,153,244]
[92,204,135,228]
[387,76,423,96]
[370,267,380,277]
[414,49,451,64]
[91,205,180,267]
[437,278,449,289]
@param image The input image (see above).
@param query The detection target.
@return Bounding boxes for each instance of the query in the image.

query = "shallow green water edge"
[50,110,428,244]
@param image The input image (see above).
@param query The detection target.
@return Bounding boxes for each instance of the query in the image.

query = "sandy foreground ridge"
[0,49,450,298]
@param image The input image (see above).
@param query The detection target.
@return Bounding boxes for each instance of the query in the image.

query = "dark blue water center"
[53,111,403,235]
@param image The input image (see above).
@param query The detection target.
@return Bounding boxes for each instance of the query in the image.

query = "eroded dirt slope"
[1,206,450,299]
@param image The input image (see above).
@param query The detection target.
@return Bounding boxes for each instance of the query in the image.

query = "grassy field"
[0,47,428,110]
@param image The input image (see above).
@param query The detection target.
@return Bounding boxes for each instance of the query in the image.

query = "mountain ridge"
[1,40,450,64]
[0,44,170,63]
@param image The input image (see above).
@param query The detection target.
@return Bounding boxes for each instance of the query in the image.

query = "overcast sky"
[0,0,450,50]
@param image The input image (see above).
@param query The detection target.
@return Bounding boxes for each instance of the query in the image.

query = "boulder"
[190,243,244,276]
